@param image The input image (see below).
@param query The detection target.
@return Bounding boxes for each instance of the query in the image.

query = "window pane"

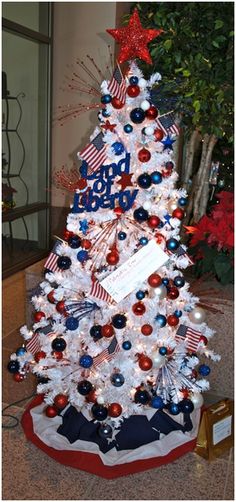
[2,30,49,207]
[2,2,50,36]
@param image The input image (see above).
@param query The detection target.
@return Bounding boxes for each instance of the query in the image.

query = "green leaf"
[212,40,220,48]
[215,19,224,29]
[164,39,172,51]
[183,69,191,77]
[229,31,234,37]
[193,100,201,112]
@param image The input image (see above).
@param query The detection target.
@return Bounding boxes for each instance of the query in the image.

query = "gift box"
[195,394,234,461]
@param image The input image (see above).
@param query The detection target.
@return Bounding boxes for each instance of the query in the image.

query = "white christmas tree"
[8,10,220,472]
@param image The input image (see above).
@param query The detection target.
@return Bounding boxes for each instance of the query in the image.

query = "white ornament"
[143,201,152,210]
[97,396,105,405]
[140,99,150,111]
[189,307,206,324]
[152,352,166,369]
[167,200,178,213]
[139,78,147,89]
[145,126,155,136]
[153,285,167,300]
[191,393,204,409]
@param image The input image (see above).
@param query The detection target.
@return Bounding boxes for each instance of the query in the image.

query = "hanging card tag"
[213,415,232,446]
[100,239,169,303]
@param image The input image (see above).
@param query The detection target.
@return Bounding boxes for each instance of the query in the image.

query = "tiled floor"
[2,278,234,500]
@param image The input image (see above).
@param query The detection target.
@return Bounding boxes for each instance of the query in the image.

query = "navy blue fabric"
[57,406,193,453]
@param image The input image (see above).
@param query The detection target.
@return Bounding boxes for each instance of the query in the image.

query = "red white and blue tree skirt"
[21,396,199,478]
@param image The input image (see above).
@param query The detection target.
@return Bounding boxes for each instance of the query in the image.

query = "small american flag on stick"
[79,132,107,174]
[108,65,126,104]
[26,324,54,355]
[93,336,120,368]
[89,278,113,304]
[44,241,61,273]
[175,324,201,352]
[156,112,179,136]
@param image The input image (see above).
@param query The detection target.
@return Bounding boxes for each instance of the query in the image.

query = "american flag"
[89,279,113,304]
[44,241,61,273]
[156,112,179,136]
[93,336,120,368]
[175,324,201,352]
[175,245,194,265]
[108,66,126,104]
[79,132,107,174]
[26,325,54,355]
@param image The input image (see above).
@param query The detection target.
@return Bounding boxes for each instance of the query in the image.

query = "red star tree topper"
[107,8,163,64]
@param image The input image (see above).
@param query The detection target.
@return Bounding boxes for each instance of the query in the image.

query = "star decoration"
[107,8,163,65]
[117,172,134,190]
[161,135,176,151]
[101,120,116,132]
[164,214,172,224]
[75,178,88,193]
[79,219,89,235]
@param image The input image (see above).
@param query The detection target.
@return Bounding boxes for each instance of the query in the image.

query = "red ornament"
[161,168,172,178]
[200,335,208,346]
[13,373,25,382]
[34,351,46,363]
[107,9,163,65]
[180,388,190,399]
[53,351,63,360]
[108,402,122,417]
[47,290,56,304]
[138,148,151,163]
[167,287,179,300]
[167,347,174,355]
[148,215,160,229]
[191,369,198,379]
[155,232,165,244]
[34,311,46,322]
[167,314,179,327]
[172,208,184,220]
[54,394,69,410]
[56,301,66,314]
[146,105,158,120]
[63,229,74,241]
[127,84,140,97]
[111,97,124,109]
[148,273,162,288]
[138,355,153,371]
[132,301,146,316]
[114,206,125,217]
[45,405,58,418]
[141,324,153,336]
[106,251,119,266]
[86,389,97,403]
[81,239,92,249]
[102,324,114,338]
[154,128,164,141]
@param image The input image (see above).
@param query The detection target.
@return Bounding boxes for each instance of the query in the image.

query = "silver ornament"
[152,352,166,369]
[189,307,206,324]
[98,423,113,439]
[167,200,178,213]
[191,393,204,409]
[153,285,167,300]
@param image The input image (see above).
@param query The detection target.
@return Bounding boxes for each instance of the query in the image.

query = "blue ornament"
[162,278,169,286]
[169,402,181,415]
[174,276,185,288]
[166,238,179,252]
[98,423,113,438]
[79,354,93,368]
[122,340,132,350]
[161,135,176,151]
[68,235,82,249]
[178,197,187,207]
[133,207,149,223]
[137,173,152,189]
[57,256,72,270]
[151,171,162,184]
[136,290,145,300]
[77,380,93,395]
[151,396,164,409]
[139,237,148,245]
[111,373,125,387]
[91,404,108,421]
[130,108,145,124]
[112,141,125,156]
[101,94,112,104]
[112,314,127,329]
[79,219,89,235]
[51,337,67,351]
[174,310,182,318]
[155,314,167,327]
[129,76,139,85]
[159,346,167,356]
[179,399,194,414]
[134,389,150,404]
[7,360,20,374]
[118,231,127,240]
[16,347,27,356]
[124,124,133,133]
[65,317,79,331]
[77,250,89,263]
[90,324,102,341]
[102,108,110,117]
[198,364,211,376]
